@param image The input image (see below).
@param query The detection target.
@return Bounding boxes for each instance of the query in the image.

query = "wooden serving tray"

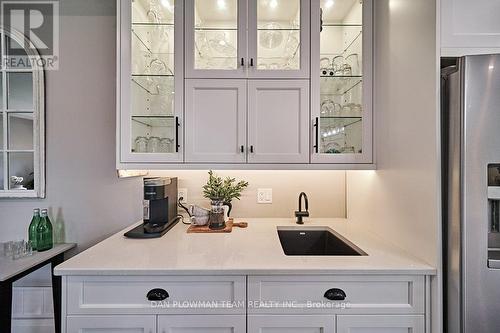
[187,218,248,233]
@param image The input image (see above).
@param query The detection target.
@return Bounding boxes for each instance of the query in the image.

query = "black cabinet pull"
[324,288,346,301]
[241,58,245,66]
[250,58,254,67]
[175,117,180,152]
[250,145,254,153]
[313,117,319,153]
[240,145,244,153]
[147,288,169,301]
[320,8,323,32]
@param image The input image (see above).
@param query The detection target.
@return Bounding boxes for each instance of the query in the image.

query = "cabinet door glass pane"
[8,152,34,190]
[194,0,238,70]
[8,113,33,150]
[131,0,176,154]
[7,72,33,110]
[132,0,174,24]
[257,0,300,70]
[319,0,363,154]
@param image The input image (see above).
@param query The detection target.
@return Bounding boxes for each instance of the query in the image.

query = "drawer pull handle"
[147,288,169,301]
[324,288,346,301]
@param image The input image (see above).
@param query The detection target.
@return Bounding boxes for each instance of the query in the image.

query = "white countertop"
[54,218,436,276]
[1,243,75,281]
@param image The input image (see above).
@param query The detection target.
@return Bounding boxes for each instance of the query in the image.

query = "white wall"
[346,0,441,331]
[348,0,438,275]
[0,0,144,249]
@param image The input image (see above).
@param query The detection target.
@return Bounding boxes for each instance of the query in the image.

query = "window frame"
[0,28,45,198]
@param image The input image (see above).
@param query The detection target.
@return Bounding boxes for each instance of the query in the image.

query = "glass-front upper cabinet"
[185,0,247,78]
[247,0,310,78]
[185,0,309,78]
[119,0,183,164]
[311,0,373,164]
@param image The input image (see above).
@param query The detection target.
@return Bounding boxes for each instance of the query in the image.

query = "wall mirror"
[0,28,45,198]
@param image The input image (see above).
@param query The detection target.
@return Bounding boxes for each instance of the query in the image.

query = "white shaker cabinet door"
[247,80,309,163]
[441,0,500,55]
[336,315,424,333]
[185,79,247,163]
[158,315,246,333]
[66,315,156,333]
[248,315,335,333]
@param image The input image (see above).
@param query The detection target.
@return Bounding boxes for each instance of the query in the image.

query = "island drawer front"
[247,275,425,314]
[66,275,246,315]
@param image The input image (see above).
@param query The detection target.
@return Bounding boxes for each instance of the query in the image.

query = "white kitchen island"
[55,218,435,333]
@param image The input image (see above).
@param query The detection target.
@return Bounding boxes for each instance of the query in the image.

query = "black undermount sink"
[277,227,366,256]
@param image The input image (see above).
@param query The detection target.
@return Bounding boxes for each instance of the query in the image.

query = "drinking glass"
[346,53,360,75]
[320,57,330,75]
[147,136,161,153]
[259,22,284,49]
[160,138,173,152]
[332,56,344,76]
[135,136,148,153]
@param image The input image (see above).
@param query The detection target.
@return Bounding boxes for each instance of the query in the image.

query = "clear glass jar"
[134,136,148,153]
[147,136,161,153]
[159,138,172,153]
[209,198,226,230]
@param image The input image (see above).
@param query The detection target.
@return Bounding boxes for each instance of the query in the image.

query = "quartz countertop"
[1,243,75,281]
[54,218,436,276]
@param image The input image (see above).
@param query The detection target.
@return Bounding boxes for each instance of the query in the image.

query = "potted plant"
[202,170,249,217]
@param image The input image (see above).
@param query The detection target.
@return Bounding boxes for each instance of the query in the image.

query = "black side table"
[0,243,75,333]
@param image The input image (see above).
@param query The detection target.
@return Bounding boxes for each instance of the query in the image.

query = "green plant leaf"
[202,170,249,202]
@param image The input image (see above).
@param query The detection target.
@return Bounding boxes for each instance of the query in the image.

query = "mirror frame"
[0,28,45,198]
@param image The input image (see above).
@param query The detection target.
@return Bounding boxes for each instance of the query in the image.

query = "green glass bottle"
[36,209,53,252]
[28,208,40,251]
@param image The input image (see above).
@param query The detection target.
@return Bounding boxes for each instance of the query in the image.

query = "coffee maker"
[124,177,179,238]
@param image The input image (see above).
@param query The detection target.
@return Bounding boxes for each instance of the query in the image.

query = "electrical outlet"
[178,188,188,204]
[257,188,272,204]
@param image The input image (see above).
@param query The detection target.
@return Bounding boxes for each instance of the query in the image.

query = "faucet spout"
[295,192,309,224]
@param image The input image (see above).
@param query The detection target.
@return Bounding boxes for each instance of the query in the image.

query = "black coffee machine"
[124,177,179,238]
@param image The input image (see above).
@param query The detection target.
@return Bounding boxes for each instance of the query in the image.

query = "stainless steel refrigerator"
[442,54,500,333]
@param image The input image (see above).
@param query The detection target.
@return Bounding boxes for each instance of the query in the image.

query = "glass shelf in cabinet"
[132,22,174,26]
[194,27,238,31]
[320,116,362,119]
[131,25,173,57]
[320,117,362,128]
[131,75,174,96]
[131,116,175,128]
[257,28,300,31]
[320,75,362,78]
[321,23,362,27]
[344,30,362,53]
[131,74,174,77]
[320,77,362,95]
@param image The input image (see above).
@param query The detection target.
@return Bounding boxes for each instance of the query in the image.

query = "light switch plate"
[178,188,188,204]
[257,188,272,204]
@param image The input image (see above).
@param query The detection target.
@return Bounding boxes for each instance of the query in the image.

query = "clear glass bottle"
[36,209,53,252]
[28,208,40,251]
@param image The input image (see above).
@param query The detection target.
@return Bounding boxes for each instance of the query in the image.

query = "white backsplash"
[150,170,347,218]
